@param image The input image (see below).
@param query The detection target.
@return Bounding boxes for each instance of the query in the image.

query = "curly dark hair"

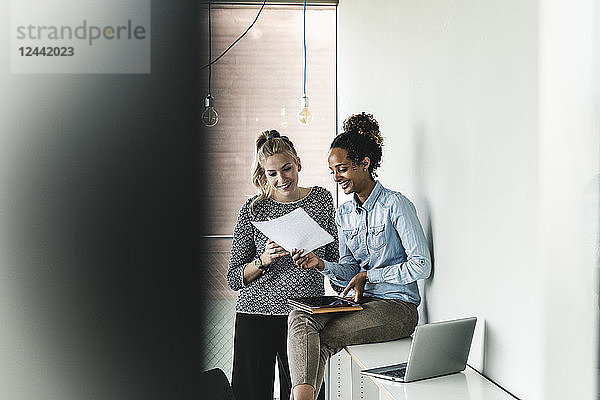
[330,112,384,178]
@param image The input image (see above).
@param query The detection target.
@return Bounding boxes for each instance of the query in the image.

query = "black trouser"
[231,313,291,400]
[231,313,325,400]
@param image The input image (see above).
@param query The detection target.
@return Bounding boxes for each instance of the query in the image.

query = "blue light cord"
[303,0,307,96]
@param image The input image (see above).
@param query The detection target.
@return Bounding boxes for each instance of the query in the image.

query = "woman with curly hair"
[287,113,431,400]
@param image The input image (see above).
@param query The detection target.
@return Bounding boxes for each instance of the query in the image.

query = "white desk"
[339,339,516,400]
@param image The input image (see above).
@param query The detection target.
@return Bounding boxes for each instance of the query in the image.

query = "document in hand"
[288,296,363,314]
[251,207,334,253]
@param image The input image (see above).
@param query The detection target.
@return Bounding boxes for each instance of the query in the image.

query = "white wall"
[337,1,599,399]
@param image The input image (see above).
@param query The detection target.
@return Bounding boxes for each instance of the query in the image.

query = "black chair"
[201,368,235,400]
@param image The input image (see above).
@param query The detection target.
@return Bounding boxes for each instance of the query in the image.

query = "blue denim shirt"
[321,181,431,305]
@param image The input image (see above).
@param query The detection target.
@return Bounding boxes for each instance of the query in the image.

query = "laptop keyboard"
[384,363,407,378]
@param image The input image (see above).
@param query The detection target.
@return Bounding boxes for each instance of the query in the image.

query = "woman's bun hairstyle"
[255,129,281,151]
[330,112,383,177]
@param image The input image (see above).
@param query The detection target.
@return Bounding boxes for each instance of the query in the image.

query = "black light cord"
[208,0,212,94]
[201,0,267,70]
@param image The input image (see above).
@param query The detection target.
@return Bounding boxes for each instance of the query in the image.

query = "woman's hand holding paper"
[261,239,289,267]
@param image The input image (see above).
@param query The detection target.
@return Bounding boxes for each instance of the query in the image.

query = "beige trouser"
[287,298,418,399]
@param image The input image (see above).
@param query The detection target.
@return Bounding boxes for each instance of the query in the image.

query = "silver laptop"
[361,317,477,383]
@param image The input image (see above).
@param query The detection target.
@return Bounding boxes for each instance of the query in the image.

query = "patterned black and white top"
[227,186,339,315]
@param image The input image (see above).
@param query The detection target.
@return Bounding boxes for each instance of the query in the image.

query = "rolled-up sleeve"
[321,212,361,287]
[323,191,340,264]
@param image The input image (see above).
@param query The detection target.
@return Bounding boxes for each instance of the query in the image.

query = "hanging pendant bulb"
[202,94,219,127]
[297,94,312,126]
[202,0,219,128]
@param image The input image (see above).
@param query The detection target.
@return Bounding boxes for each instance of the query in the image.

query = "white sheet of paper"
[251,207,334,253]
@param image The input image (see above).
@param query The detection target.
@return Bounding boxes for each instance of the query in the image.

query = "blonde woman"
[227,130,338,400]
